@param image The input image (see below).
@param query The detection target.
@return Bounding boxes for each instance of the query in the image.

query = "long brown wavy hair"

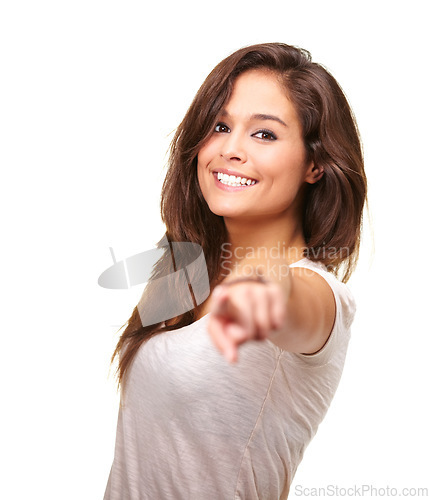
[112,42,367,385]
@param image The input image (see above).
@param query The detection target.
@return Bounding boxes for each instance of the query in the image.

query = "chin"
[208,207,235,218]
[205,202,238,217]
[208,204,254,219]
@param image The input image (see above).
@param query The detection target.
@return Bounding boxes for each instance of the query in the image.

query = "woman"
[104,42,367,499]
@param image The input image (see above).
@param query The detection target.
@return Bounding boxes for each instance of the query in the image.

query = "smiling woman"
[104,43,367,499]
[197,69,322,225]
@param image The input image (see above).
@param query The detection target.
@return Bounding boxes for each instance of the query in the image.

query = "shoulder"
[290,258,356,324]
[288,258,356,361]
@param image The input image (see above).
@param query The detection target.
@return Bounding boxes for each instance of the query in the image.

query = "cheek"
[197,140,218,187]
[196,156,210,197]
[262,150,306,178]
[197,139,217,166]
[196,155,208,184]
[196,160,204,189]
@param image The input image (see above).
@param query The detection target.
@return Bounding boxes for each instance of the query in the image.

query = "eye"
[253,129,277,141]
[214,122,230,133]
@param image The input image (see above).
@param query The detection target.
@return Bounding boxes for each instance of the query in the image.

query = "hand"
[207,276,288,363]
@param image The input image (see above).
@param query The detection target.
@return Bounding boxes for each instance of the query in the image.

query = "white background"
[1,1,428,498]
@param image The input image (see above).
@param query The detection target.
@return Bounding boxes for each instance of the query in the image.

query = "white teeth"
[216,172,257,187]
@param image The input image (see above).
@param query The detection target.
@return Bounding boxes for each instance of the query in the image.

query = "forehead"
[225,69,298,121]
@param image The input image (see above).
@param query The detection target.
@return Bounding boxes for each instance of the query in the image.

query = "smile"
[215,172,257,187]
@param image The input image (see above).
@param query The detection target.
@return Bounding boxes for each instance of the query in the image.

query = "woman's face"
[197,69,321,225]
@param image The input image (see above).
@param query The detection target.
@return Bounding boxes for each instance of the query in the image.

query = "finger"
[210,286,230,315]
[251,287,272,339]
[207,315,238,363]
[234,288,255,337]
[225,322,249,343]
[212,285,254,337]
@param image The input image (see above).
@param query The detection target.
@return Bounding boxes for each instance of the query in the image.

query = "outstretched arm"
[207,265,336,363]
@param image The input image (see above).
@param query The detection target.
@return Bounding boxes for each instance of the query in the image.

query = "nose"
[220,132,247,163]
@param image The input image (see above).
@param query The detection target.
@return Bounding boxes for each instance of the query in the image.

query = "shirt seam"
[233,351,283,498]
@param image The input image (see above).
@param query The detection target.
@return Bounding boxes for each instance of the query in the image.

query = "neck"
[221,213,306,276]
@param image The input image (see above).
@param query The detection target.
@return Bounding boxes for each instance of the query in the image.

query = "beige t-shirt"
[104,259,356,499]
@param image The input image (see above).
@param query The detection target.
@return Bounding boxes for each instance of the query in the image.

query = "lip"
[212,170,258,192]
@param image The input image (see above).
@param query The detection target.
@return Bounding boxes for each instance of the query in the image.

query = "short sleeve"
[288,259,356,367]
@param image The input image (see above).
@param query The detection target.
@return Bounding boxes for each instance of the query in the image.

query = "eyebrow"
[219,110,288,128]
[251,113,288,128]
